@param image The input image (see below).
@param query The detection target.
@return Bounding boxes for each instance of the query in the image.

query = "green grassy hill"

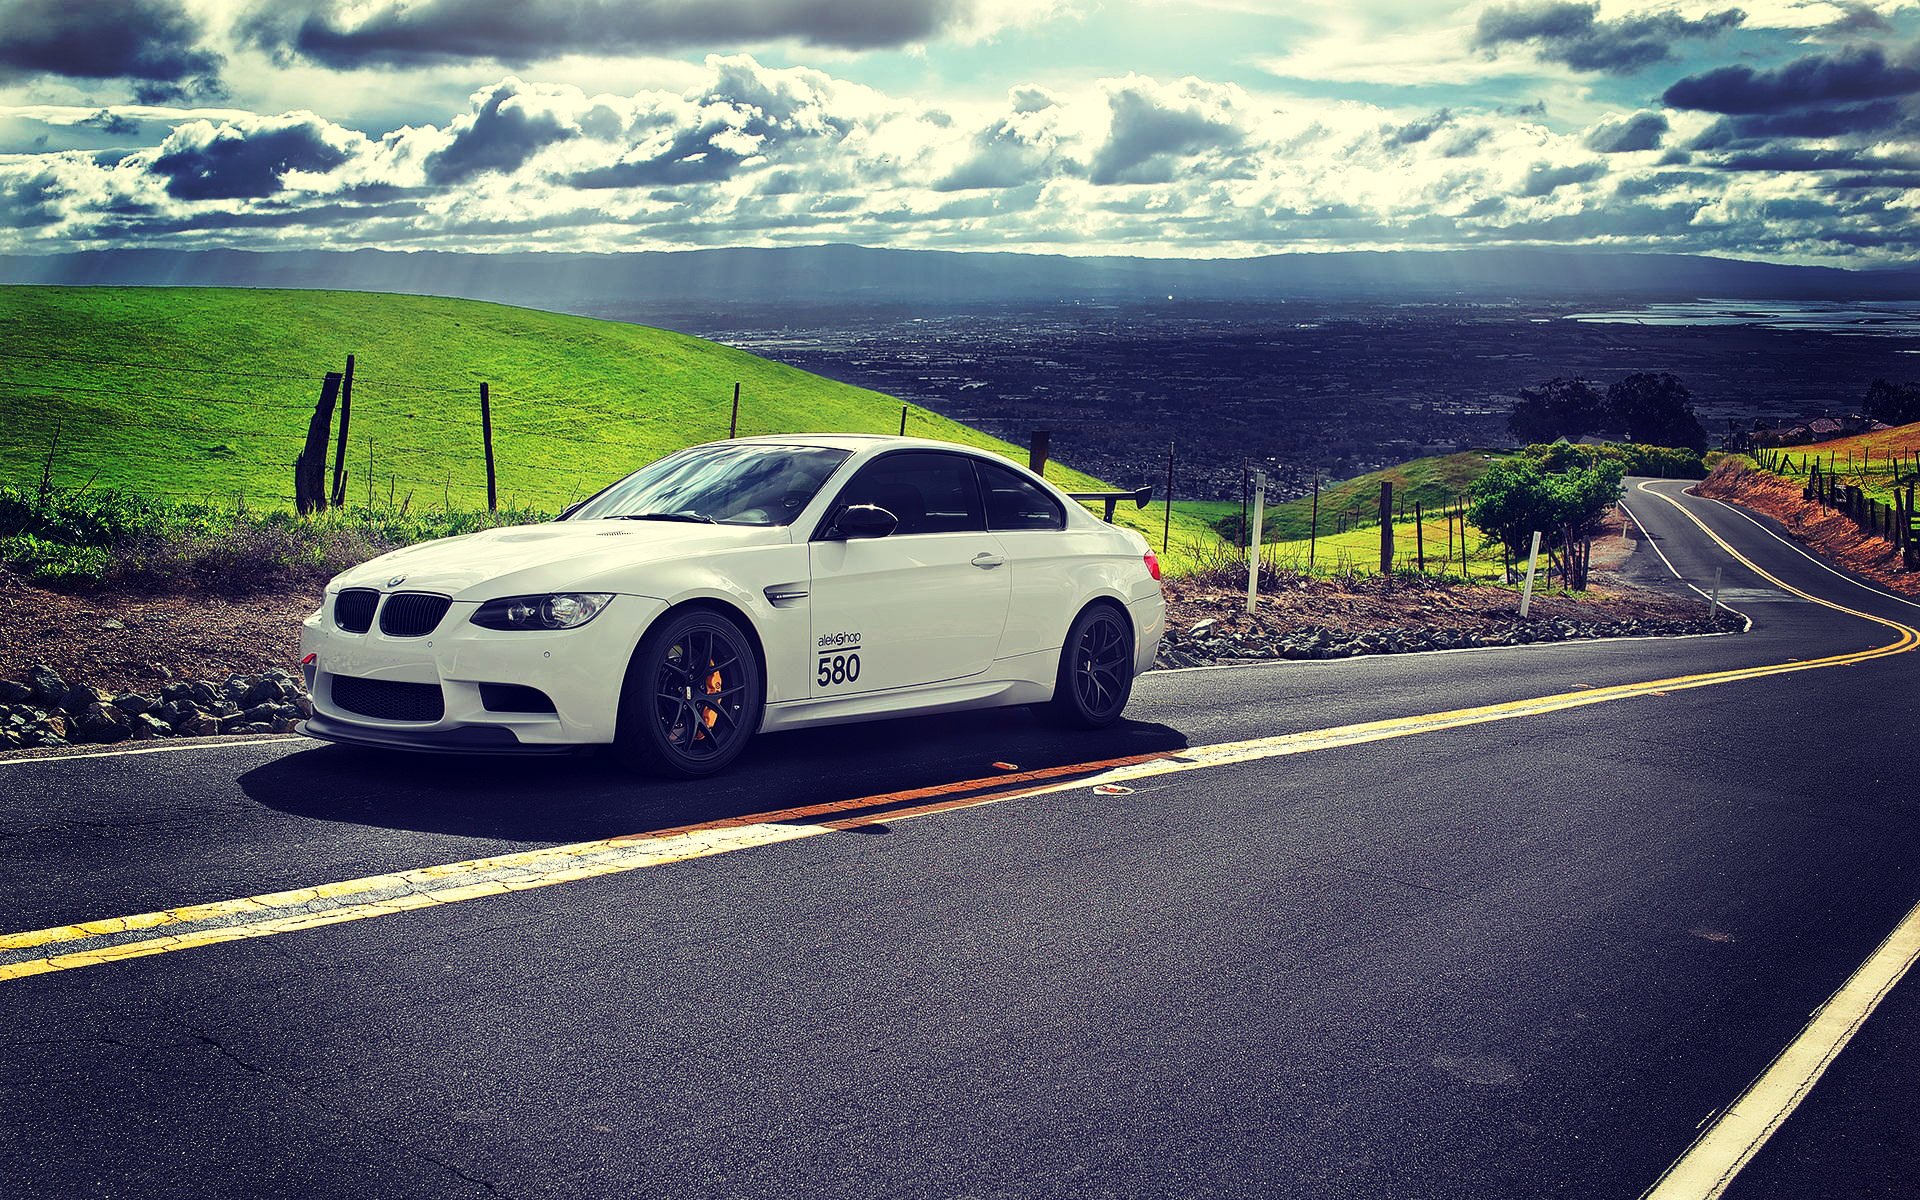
[0,286,1221,562]
[1178,451,1502,546]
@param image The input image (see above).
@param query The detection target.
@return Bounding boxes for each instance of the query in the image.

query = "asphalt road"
[2,480,1916,1199]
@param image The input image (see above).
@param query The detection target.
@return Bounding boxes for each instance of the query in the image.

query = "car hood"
[331,520,792,599]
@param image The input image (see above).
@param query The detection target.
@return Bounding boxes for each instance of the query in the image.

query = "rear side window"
[832,452,985,535]
[976,460,1065,531]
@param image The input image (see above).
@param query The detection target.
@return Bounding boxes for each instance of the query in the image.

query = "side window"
[832,452,985,536]
[976,460,1065,532]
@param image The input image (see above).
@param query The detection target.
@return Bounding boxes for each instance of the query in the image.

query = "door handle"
[971,552,1006,569]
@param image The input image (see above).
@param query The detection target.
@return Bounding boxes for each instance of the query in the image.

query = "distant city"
[671,299,1920,502]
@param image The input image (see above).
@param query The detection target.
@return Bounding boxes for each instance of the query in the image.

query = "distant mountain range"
[2,245,1915,311]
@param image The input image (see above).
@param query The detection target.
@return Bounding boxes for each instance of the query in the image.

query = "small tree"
[1863,379,1920,425]
[1467,457,1624,591]
[1606,372,1708,452]
[1508,378,1610,444]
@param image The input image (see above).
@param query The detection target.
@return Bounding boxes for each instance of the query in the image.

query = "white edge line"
[0,736,307,769]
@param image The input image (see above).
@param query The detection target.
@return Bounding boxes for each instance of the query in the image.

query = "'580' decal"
[816,631,862,688]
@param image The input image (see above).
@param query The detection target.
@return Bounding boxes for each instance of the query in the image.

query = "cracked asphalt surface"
[2,481,1916,1198]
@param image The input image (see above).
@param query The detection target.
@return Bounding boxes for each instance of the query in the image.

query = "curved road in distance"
[2,479,1915,1199]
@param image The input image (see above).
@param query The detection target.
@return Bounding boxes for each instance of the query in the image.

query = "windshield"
[566,444,852,526]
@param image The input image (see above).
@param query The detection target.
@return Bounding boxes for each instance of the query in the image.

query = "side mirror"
[833,504,898,539]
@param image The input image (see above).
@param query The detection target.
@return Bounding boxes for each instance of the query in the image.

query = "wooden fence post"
[1415,501,1425,573]
[330,353,354,507]
[1378,480,1394,575]
[295,372,342,516]
[1163,442,1174,554]
[1307,477,1320,572]
[1029,429,1051,477]
[899,405,908,436]
[729,382,740,438]
[480,382,497,512]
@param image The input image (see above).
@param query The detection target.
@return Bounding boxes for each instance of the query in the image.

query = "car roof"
[719,434,1007,458]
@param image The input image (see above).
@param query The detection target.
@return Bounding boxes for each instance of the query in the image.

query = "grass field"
[0,286,1225,568]
[1260,513,1508,578]
[1179,451,1503,545]
[1750,423,1920,508]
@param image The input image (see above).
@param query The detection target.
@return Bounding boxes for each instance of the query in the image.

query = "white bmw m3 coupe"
[297,435,1167,776]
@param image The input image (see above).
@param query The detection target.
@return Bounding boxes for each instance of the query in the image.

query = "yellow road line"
[2,484,1914,993]
[1641,898,1920,1200]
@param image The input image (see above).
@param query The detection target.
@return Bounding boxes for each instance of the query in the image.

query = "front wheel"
[1050,604,1134,728]
[616,609,763,778]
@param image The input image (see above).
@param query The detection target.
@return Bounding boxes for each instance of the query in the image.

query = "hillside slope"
[0,286,1221,555]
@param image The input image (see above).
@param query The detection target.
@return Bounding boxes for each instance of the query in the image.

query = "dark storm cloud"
[1473,1,1743,74]
[568,126,748,188]
[1664,43,1920,113]
[1089,82,1243,185]
[0,0,222,99]
[1716,145,1920,172]
[1584,110,1667,153]
[1689,102,1905,149]
[80,110,142,137]
[1521,159,1606,195]
[150,115,353,200]
[1826,2,1893,34]
[426,80,578,185]
[245,0,975,66]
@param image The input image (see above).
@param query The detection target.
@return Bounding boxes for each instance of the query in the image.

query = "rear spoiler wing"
[1066,485,1154,523]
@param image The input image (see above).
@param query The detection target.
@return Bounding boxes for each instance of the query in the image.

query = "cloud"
[80,109,142,137]
[244,0,1041,66]
[1521,159,1607,195]
[0,0,222,100]
[563,56,880,189]
[1473,1,1744,74]
[1584,110,1667,153]
[149,112,360,199]
[425,78,582,185]
[1089,76,1246,185]
[1690,101,1906,148]
[2,52,1913,265]
[1664,42,1920,112]
[1387,109,1454,148]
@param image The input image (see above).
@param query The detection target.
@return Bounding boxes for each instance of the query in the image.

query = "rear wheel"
[1050,603,1134,728]
[616,609,762,778]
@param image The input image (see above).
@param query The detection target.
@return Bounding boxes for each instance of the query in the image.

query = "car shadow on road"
[238,708,1189,843]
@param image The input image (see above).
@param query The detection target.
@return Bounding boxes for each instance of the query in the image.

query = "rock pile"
[1155,613,1742,669]
[0,664,310,750]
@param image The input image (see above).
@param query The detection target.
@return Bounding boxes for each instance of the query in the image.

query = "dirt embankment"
[1696,459,1920,597]
[1158,570,1730,666]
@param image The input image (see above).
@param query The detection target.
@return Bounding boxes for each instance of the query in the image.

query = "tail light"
[1143,551,1162,582]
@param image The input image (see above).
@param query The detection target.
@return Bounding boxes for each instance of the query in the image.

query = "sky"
[0,1,1915,265]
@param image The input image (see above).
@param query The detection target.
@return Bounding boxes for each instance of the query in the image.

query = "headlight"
[470,593,613,631]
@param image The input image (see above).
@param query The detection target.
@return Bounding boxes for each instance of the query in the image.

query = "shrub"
[0,485,551,595]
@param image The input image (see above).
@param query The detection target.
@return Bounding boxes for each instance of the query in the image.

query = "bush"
[0,485,550,594]
[1526,441,1705,479]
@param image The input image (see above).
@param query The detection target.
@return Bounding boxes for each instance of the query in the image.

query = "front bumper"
[298,592,667,750]
[297,714,578,755]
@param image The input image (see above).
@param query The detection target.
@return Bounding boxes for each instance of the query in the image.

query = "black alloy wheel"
[617,609,762,777]
[1051,604,1133,728]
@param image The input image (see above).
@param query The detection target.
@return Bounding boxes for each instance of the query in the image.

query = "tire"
[1050,603,1134,728]
[615,608,763,778]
